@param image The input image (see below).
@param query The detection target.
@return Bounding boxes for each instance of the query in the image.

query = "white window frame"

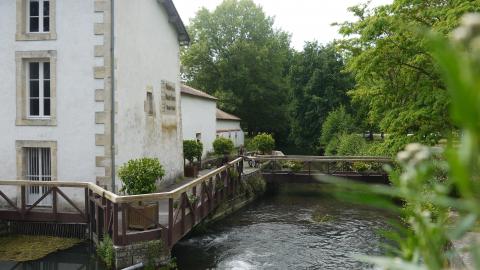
[16,0,56,41]
[25,147,52,206]
[16,51,57,126]
[27,0,50,34]
[27,61,51,119]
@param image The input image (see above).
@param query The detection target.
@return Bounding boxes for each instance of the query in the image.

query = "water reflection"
[172,184,392,270]
[0,243,105,270]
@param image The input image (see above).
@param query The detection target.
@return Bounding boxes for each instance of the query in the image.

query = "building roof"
[158,0,190,45]
[216,109,241,121]
[181,85,218,101]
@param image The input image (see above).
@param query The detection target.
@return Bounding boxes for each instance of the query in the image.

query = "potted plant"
[118,158,165,230]
[252,133,275,155]
[213,137,234,166]
[183,140,203,177]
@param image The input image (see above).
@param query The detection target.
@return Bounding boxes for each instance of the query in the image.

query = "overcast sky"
[174,0,393,50]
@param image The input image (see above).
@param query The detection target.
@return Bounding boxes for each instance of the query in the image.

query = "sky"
[173,0,393,50]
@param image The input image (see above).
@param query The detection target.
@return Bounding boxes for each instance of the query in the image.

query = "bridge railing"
[0,157,245,248]
[249,155,392,176]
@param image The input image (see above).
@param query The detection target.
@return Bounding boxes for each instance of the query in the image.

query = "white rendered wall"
[0,1,98,205]
[181,95,217,157]
[217,120,245,148]
[114,0,184,185]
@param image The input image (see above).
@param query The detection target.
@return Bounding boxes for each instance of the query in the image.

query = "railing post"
[112,203,119,245]
[121,203,127,245]
[181,193,185,236]
[104,199,111,236]
[168,198,173,247]
[84,188,89,223]
[52,187,57,220]
[20,185,26,219]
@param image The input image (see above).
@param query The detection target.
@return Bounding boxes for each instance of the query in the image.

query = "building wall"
[217,120,245,148]
[114,0,184,186]
[181,95,217,157]
[0,1,98,203]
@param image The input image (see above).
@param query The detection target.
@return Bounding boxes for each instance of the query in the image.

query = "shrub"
[213,137,234,155]
[252,133,275,154]
[97,235,114,269]
[319,106,354,147]
[118,158,165,195]
[336,133,366,156]
[183,140,203,164]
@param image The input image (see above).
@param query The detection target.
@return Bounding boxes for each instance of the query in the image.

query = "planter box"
[126,203,159,230]
[184,164,199,177]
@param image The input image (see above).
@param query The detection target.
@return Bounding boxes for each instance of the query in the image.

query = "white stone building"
[0,0,189,205]
[180,85,217,157]
[216,109,244,148]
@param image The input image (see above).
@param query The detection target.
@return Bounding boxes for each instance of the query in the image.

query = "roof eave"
[158,0,190,45]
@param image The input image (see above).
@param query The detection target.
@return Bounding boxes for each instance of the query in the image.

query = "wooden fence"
[0,157,244,248]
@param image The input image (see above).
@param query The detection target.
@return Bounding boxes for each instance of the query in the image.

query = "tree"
[182,0,292,142]
[336,0,480,151]
[288,42,354,153]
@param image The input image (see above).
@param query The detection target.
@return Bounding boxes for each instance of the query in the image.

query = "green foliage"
[336,134,366,156]
[97,235,114,269]
[213,137,234,155]
[319,106,355,148]
[182,0,292,138]
[283,160,303,172]
[251,133,275,154]
[289,42,355,152]
[118,158,165,195]
[336,1,480,149]
[246,175,266,194]
[183,140,203,164]
[145,240,165,270]
[328,13,480,270]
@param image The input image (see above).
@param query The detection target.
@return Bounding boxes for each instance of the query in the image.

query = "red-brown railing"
[0,157,245,248]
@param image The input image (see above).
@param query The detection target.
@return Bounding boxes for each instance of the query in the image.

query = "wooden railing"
[249,155,392,176]
[0,157,245,248]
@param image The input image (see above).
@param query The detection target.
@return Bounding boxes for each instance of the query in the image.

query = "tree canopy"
[181,0,292,141]
[336,0,480,150]
[288,42,354,152]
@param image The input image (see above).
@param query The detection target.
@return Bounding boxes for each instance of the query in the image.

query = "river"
[172,183,391,270]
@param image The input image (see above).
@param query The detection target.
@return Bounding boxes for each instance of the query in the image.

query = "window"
[196,133,202,141]
[16,141,57,207]
[16,51,57,126]
[25,147,51,205]
[16,0,56,40]
[146,92,154,116]
[28,0,50,33]
[27,61,51,118]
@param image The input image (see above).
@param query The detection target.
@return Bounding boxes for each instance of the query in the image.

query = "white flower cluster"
[397,143,431,167]
[452,13,480,51]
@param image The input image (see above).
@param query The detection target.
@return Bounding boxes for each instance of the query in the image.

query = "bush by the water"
[118,157,165,195]
[183,140,203,163]
[213,137,234,155]
[97,235,114,269]
[252,133,275,154]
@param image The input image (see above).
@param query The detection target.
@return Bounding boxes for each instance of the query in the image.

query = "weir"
[0,155,391,268]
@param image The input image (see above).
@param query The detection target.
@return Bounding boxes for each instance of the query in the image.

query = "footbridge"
[0,155,392,267]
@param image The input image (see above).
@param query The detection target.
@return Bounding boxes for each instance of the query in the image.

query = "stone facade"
[114,240,170,269]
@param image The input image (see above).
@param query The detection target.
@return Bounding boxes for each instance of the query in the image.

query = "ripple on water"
[172,184,392,270]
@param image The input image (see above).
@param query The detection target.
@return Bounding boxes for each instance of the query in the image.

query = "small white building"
[216,109,244,148]
[180,85,217,157]
[0,0,189,205]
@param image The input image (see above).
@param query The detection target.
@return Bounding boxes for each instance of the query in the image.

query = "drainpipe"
[110,0,116,193]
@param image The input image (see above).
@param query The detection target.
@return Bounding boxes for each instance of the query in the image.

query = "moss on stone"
[0,235,82,262]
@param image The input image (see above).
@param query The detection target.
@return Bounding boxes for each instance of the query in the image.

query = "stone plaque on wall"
[161,81,176,115]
